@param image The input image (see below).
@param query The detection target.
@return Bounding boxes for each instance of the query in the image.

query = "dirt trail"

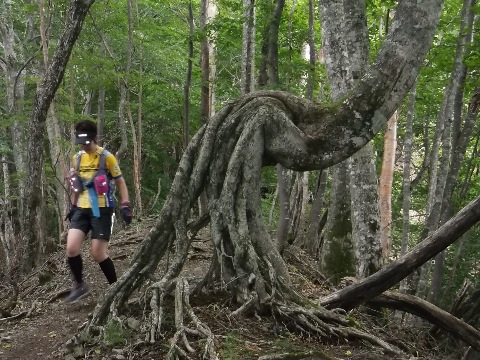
[0,224,145,360]
[0,220,453,360]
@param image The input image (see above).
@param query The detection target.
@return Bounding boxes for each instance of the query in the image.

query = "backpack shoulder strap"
[75,150,85,172]
[98,149,111,171]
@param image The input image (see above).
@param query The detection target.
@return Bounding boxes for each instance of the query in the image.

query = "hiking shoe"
[65,283,90,303]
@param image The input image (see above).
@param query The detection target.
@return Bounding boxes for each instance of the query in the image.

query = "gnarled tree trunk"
[87,0,445,350]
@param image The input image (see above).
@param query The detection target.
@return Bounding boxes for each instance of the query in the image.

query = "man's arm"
[115,176,132,224]
[115,176,130,205]
[71,192,80,205]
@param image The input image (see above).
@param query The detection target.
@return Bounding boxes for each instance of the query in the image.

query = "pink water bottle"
[93,174,109,194]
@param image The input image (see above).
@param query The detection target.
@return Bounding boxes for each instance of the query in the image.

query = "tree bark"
[183,2,194,149]
[379,112,397,259]
[305,0,315,100]
[304,170,327,256]
[320,0,382,280]
[318,0,353,283]
[399,82,417,295]
[276,164,290,252]
[241,0,255,95]
[320,164,354,283]
[125,0,143,217]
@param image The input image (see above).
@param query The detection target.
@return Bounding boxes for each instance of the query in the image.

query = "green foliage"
[219,332,254,360]
[104,321,130,346]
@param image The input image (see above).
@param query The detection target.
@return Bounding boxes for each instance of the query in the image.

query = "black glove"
[65,205,77,222]
[121,202,133,225]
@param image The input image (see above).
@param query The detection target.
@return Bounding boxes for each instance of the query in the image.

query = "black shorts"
[70,207,114,241]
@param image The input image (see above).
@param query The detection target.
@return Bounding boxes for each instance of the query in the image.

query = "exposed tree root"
[83,92,444,356]
[167,278,218,359]
[272,303,402,355]
[0,311,27,322]
[83,95,400,354]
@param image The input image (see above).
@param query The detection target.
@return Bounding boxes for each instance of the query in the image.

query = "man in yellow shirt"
[65,119,132,303]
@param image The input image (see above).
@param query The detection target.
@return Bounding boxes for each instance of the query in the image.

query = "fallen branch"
[0,311,27,322]
[320,196,480,311]
[367,291,480,350]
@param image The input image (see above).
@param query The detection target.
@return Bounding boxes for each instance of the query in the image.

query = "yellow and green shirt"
[72,146,122,208]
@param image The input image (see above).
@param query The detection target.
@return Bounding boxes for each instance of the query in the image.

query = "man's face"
[79,141,96,153]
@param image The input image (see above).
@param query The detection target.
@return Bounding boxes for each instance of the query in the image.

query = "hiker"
[64,119,132,303]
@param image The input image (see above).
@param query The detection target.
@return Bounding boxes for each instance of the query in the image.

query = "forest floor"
[0,216,470,360]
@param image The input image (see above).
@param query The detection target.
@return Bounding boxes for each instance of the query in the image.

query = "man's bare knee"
[66,229,85,257]
[91,239,109,262]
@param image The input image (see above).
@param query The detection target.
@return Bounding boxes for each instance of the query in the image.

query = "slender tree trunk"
[200,0,211,126]
[97,88,106,145]
[305,0,315,100]
[116,27,130,162]
[241,0,255,95]
[258,0,284,87]
[116,81,128,161]
[134,50,143,217]
[379,112,398,259]
[199,0,217,216]
[0,0,31,268]
[399,81,417,295]
[82,90,93,115]
[425,0,476,303]
[183,1,194,149]
[23,0,95,272]
[39,0,69,243]
[276,164,290,252]
[0,151,14,272]
[304,170,327,256]
[125,0,143,216]
[288,171,309,246]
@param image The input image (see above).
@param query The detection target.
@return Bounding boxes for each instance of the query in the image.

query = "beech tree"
[79,0,455,351]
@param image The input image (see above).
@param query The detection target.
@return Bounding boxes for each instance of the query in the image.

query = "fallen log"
[319,195,480,311]
[367,291,480,350]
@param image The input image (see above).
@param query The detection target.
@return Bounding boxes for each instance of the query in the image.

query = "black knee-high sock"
[68,255,83,284]
[99,257,117,284]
